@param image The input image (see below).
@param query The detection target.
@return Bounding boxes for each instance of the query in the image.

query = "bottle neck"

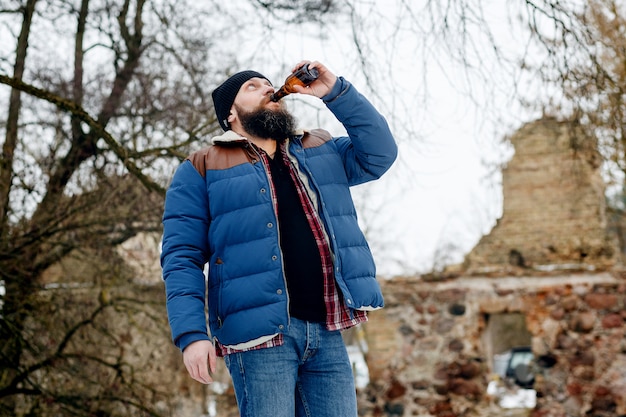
[270,87,290,102]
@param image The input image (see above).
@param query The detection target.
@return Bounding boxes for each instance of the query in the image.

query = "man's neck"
[233,128,279,157]
[248,136,277,157]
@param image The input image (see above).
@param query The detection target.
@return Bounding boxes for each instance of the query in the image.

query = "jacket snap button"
[272,255,277,261]
[279,325,284,330]
[347,299,352,305]
[260,188,266,193]
[276,289,283,295]
[267,222,273,228]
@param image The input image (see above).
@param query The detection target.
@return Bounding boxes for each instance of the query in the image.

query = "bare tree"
[0,0,339,415]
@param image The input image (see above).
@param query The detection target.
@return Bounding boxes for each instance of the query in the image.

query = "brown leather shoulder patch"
[187,146,252,177]
[302,129,332,149]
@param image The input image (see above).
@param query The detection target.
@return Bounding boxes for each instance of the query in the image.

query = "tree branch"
[0,75,165,194]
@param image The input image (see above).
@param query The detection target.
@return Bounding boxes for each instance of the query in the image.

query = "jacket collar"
[211,130,247,145]
[211,129,306,146]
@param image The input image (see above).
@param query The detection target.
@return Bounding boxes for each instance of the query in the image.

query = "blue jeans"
[223,318,358,417]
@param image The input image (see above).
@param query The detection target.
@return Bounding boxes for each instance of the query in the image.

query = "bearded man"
[161,60,397,417]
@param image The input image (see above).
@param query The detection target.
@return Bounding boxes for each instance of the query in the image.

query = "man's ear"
[227,107,237,125]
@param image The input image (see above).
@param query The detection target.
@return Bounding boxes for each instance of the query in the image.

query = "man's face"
[232,77,276,114]
[231,77,296,140]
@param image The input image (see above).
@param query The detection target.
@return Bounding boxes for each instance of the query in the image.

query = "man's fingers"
[196,362,213,384]
[208,347,217,374]
[183,340,215,384]
[186,360,213,384]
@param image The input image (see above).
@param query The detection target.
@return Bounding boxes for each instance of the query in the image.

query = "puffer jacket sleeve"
[322,77,398,186]
[161,160,210,351]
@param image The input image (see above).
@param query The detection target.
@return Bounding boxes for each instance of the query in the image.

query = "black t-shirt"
[267,151,326,323]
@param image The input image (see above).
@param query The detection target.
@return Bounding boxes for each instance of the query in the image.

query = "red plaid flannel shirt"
[217,143,367,357]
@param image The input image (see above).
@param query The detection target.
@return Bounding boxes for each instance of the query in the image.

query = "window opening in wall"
[483,312,537,409]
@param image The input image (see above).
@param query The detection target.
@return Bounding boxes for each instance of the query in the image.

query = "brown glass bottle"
[270,64,319,102]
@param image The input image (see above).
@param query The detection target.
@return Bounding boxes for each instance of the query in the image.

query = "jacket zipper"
[247,142,291,328]
[215,257,224,328]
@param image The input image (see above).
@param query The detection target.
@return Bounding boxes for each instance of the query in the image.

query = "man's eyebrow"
[243,78,271,88]
[254,77,272,85]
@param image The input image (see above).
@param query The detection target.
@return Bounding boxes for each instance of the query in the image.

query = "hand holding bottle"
[270,61,337,101]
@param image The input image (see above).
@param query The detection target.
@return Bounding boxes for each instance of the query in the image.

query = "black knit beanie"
[212,70,271,131]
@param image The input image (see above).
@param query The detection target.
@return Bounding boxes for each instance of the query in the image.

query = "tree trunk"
[0,2,40,412]
[0,0,38,237]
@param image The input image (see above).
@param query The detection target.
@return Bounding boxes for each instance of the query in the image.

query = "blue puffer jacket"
[161,77,397,351]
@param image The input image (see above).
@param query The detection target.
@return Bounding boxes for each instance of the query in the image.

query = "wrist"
[177,332,211,352]
[322,76,347,102]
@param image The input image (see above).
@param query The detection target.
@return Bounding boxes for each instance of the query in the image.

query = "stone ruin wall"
[33,117,626,416]
[363,273,626,417]
[465,118,617,272]
[356,117,626,417]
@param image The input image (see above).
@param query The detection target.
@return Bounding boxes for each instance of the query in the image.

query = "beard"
[235,104,296,142]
